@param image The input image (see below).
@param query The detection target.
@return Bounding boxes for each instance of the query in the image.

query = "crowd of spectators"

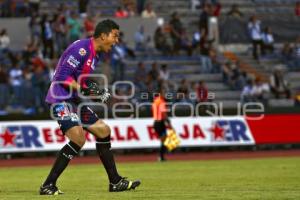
[0,0,40,17]
[0,0,299,115]
[280,36,300,71]
[0,0,159,115]
[125,60,211,106]
[0,1,94,114]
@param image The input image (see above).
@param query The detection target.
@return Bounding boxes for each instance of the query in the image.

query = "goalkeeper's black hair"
[93,19,119,38]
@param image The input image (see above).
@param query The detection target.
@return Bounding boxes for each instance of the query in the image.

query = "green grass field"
[0,157,300,200]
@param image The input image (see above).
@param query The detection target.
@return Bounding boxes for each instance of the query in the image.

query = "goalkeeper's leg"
[40,103,85,195]
[41,127,85,195]
[84,116,141,192]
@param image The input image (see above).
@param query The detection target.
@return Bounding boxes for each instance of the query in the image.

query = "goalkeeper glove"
[80,81,111,103]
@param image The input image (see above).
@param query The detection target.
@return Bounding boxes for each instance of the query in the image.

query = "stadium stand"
[0,0,299,115]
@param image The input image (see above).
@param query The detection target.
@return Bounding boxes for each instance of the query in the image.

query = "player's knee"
[102,124,111,137]
[76,134,86,147]
[69,128,86,147]
[96,124,111,138]
[95,124,111,149]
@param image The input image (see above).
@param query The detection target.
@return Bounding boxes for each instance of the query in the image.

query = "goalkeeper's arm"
[65,79,81,92]
[80,80,111,103]
[63,79,110,102]
[63,79,92,96]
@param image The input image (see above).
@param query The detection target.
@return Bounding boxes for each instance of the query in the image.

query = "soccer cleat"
[109,177,141,192]
[39,183,64,195]
[158,157,167,162]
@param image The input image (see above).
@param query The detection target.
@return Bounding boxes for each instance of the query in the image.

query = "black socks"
[43,136,122,186]
[96,136,121,184]
[43,141,81,186]
[160,141,166,160]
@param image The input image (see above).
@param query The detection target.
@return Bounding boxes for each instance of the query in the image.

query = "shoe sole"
[40,191,64,195]
[40,189,64,195]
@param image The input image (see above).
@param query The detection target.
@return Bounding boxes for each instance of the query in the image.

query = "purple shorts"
[51,101,99,134]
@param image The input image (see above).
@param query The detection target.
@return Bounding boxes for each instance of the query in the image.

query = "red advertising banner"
[0,115,300,153]
[247,114,300,144]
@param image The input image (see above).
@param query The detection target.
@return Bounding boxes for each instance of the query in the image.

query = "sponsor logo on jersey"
[67,55,80,68]
[87,59,91,66]
[86,59,95,70]
[79,48,87,56]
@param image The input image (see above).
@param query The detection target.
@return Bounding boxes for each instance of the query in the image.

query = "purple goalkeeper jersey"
[45,38,100,104]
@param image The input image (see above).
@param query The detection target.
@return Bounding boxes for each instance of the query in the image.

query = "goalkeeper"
[40,19,140,195]
[152,86,171,161]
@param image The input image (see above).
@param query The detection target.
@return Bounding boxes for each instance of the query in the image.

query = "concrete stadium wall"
[0,17,158,50]
[109,18,158,48]
[0,18,31,50]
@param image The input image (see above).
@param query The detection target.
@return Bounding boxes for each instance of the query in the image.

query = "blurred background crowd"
[0,0,299,116]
